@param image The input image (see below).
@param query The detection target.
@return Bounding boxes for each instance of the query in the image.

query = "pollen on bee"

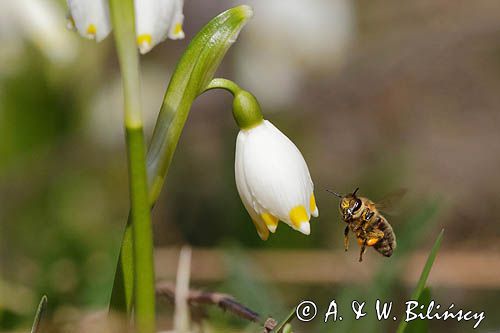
[367,238,379,246]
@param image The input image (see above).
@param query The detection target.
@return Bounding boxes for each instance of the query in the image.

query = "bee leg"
[359,240,367,262]
[344,226,349,252]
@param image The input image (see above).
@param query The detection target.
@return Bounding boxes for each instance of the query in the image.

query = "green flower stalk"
[108,0,155,332]
[205,78,263,130]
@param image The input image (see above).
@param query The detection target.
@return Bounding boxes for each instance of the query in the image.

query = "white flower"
[66,0,185,53]
[66,0,111,42]
[235,120,318,240]
[0,0,77,65]
[135,0,185,54]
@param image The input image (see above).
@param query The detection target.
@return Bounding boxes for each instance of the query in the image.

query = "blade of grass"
[405,287,431,333]
[173,247,192,333]
[30,295,47,333]
[396,229,444,333]
[274,307,297,333]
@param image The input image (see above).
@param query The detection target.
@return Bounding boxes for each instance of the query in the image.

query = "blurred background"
[1,0,499,332]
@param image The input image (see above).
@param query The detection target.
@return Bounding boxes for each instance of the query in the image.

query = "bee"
[327,188,403,262]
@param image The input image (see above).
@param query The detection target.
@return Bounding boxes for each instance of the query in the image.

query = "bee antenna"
[326,189,342,198]
[352,187,360,196]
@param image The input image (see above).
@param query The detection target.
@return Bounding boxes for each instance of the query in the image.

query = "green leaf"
[396,229,444,333]
[30,295,47,333]
[405,288,431,333]
[146,5,254,203]
[275,307,297,333]
[282,323,294,333]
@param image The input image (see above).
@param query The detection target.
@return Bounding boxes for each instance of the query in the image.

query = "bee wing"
[375,188,407,215]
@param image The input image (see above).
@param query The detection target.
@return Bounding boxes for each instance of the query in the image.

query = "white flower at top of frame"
[235,120,318,240]
[135,0,185,54]
[66,0,111,42]
[0,0,77,65]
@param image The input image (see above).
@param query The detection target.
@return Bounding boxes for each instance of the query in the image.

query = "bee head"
[327,188,362,221]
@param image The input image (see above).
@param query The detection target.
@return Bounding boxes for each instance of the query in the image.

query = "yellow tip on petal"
[86,24,96,37]
[310,194,319,217]
[261,212,279,233]
[289,205,309,229]
[251,218,269,241]
[174,23,183,35]
[137,34,152,54]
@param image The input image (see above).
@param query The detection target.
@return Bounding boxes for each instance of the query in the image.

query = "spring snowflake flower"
[66,0,111,42]
[235,120,319,240]
[135,0,185,54]
[66,0,184,53]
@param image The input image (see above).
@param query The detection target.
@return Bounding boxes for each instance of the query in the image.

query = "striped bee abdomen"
[374,217,397,257]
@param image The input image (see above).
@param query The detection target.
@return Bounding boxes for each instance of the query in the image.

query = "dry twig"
[156,281,277,332]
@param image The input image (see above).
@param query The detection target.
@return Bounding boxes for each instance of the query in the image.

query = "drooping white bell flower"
[135,0,185,54]
[235,120,319,240]
[66,0,111,42]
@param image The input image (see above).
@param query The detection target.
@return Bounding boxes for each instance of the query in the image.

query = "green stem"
[108,5,254,317]
[109,217,133,314]
[396,229,444,333]
[205,78,264,130]
[109,0,155,332]
[127,129,156,333]
[205,78,242,95]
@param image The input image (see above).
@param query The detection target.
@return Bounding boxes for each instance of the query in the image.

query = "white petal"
[167,0,185,40]
[241,121,313,222]
[266,223,277,233]
[67,0,111,42]
[134,0,184,54]
[311,206,319,218]
[235,130,269,240]
[298,222,310,235]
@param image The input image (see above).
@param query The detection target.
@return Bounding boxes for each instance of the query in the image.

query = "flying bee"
[327,188,404,262]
